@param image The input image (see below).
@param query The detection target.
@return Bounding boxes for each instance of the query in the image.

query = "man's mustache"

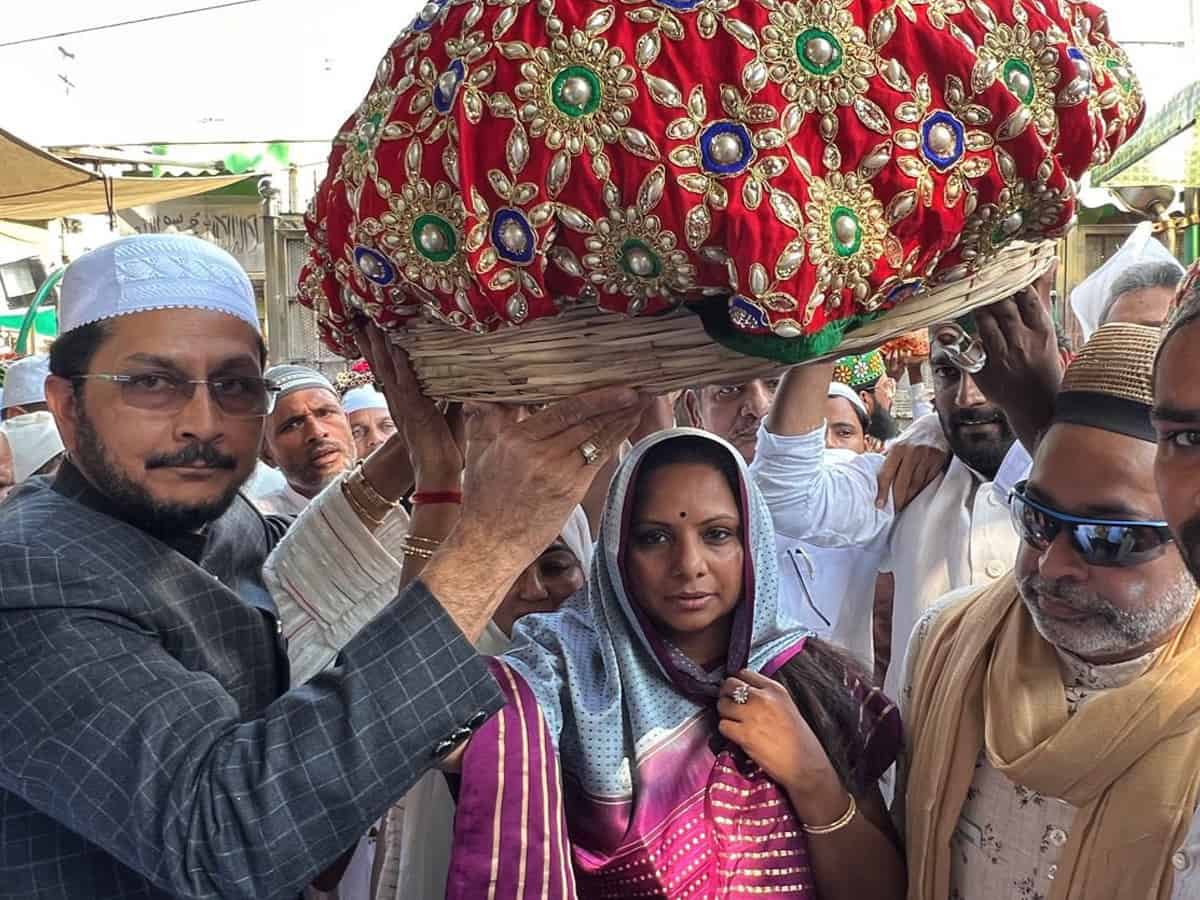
[950,408,1006,429]
[146,443,237,471]
[1019,574,1102,617]
[307,440,345,464]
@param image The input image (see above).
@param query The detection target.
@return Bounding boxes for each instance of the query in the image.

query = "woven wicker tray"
[392,239,1058,402]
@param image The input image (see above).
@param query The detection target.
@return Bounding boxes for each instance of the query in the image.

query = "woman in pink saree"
[446,428,904,899]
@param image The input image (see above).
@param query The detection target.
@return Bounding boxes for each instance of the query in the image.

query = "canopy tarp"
[1092,81,1200,187]
[0,307,56,338]
[0,128,254,220]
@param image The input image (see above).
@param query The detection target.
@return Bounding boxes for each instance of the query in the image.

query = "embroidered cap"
[264,364,338,402]
[833,350,887,391]
[1054,323,1158,442]
[341,385,389,415]
[60,234,259,336]
[1,355,50,410]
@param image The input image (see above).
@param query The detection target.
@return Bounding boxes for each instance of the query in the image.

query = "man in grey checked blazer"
[0,235,641,899]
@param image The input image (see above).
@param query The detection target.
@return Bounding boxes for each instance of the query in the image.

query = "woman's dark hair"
[775,640,883,796]
[632,434,741,509]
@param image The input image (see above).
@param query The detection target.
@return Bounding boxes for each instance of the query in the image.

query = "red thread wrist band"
[411,490,463,505]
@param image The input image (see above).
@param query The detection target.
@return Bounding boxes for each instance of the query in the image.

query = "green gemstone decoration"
[829,206,862,258]
[795,28,843,77]
[412,214,457,263]
[551,66,603,118]
[1003,59,1036,105]
[356,112,384,153]
[619,240,661,278]
[1105,58,1133,90]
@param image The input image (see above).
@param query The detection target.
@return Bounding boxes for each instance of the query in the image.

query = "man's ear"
[683,389,703,428]
[44,375,80,458]
[858,389,875,413]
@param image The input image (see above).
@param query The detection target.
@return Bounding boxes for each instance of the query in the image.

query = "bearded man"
[0,234,641,899]
[901,323,1200,900]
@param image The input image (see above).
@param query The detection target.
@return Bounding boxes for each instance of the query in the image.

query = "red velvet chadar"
[298,0,1142,365]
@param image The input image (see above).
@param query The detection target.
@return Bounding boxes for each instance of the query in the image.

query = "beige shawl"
[905,574,1200,900]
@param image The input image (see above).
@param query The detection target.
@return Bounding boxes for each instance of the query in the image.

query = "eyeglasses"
[1009,481,1174,568]
[73,373,280,418]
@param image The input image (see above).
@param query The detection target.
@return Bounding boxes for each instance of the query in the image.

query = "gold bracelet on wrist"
[403,534,442,549]
[354,459,400,510]
[399,540,437,560]
[345,470,394,523]
[802,794,857,836]
[342,479,385,527]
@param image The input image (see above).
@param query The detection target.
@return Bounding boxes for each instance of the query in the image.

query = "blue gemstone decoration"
[410,0,449,33]
[491,208,537,265]
[920,110,966,173]
[728,294,769,331]
[354,246,396,286]
[699,122,754,176]
[655,0,703,9]
[885,279,923,304]
[433,60,466,114]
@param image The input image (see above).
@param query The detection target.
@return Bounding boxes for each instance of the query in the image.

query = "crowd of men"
[1,233,1199,899]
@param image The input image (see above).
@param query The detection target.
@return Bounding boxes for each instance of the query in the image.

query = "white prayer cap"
[60,234,258,336]
[1,355,50,410]
[4,411,65,483]
[264,364,337,401]
[341,386,389,416]
[827,381,869,420]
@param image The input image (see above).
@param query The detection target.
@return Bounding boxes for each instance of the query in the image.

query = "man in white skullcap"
[342,384,398,458]
[825,382,870,455]
[2,410,65,485]
[256,363,359,515]
[1,354,51,420]
[0,232,640,899]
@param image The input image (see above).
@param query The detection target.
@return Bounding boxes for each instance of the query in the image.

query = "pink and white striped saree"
[447,430,898,899]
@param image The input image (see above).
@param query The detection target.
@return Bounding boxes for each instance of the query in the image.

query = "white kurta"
[263,473,410,684]
[754,426,891,667]
[750,415,1028,701]
[263,474,410,900]
[898,587,1200,900]
[254,481,315,517]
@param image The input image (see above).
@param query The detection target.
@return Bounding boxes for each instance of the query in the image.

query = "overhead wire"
[0,1,267,50]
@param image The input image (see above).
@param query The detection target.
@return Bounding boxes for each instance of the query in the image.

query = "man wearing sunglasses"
[898,323,1200,900]
[0,234,645,899]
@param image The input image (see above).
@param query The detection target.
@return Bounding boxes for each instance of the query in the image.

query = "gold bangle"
[403,534,442,549]
[399,542,436,560]
[342,479,385,527]
[345,471,393,523]
[354,459,400,510]
[802,794,856,836]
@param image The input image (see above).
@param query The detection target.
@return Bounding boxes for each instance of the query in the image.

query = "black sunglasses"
[1009,481,1174,568]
